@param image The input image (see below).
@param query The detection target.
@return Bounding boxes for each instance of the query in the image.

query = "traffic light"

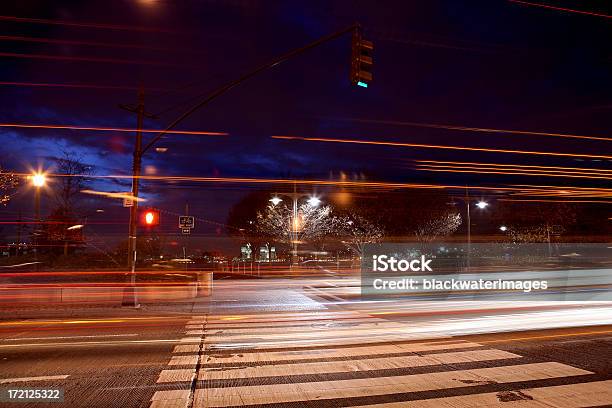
[350,27,373,88]
[141,209,160,227]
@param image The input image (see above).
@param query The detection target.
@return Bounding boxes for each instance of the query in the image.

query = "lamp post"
[459,187,488,272]
[31,172,46,269]
[269,188,321,267]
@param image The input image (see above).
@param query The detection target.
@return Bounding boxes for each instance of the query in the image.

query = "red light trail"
[508,0,612,19]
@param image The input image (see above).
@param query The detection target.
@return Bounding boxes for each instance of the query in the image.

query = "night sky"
[1,0,610,253]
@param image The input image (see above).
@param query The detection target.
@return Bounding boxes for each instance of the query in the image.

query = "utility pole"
[120,88,155,307]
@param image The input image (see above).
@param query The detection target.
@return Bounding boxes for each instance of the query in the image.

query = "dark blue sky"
[1,0,610,251]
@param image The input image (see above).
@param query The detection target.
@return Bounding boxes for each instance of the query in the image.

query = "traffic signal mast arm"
[141,24,368,155]
[123,24,372,282]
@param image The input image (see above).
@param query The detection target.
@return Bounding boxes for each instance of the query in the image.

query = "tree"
[36,151,93,256]
[52,150,93,214]
[255,201,335,245]
[499,202,576,243]
[37,207,85,256]
[414,211,462,242]
[336,213,384,256]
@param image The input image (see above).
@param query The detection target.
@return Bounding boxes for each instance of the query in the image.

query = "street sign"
[179,216,195,229]
[181,228,191,235]
[123,198,133,207]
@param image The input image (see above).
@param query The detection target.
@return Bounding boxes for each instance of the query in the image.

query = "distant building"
[258,243,276,261]
[240,243,252,260]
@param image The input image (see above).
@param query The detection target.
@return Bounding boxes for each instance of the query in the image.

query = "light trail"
[415,164,612,181]
[0,15,175,32]
[327,117,611,142]
[499,199,612,204]
[416,160,612,174]
[80,189,147,202]
[0,35,177,52]
[12,172,612,199]
[0,122,228,136]
[0,81,168,91]
[0,51,187,67]
[272,135,612,160]
[508,0,612,19]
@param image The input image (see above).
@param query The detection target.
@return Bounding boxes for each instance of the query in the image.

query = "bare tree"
[255,202,335,244]
[499,202,576,243]
[336,213,384,256]
[0,166,19,206]
[36,151,94,256]
[414,211,462,242]
[52,150,93,214]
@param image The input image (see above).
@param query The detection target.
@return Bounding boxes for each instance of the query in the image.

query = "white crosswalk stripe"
[152,310,612,407]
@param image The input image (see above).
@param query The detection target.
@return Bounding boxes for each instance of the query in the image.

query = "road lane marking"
[197,362,591,406]
[0,375,69,384]
[179,337,200,343]
[201,349,521,380]
[204,321,409,335]
[1,334,139,341]
[151,317,207,408]
[168,355,198,366]
[349,380,612,407]
[205,333,451,350]
[157,369,195,383]
[205,341,484,364]
[478,329,612,344]
[150,390,190,408]
[203,325,454,343]
[173,344,200,353]
[0,338,190,348]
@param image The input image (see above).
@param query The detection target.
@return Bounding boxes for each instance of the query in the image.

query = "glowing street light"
[31,172,46,187]
[476,200,489,209]
[269,191,323,266]
[269,196,283,206]
[307,196,321,207]
[500,225,508,232]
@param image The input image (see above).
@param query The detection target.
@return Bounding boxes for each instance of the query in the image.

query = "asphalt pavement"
[0,279,611,407]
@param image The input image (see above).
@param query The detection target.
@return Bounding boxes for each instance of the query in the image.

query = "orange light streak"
[416,160,612,174]
[13,172,612,199]
[272,135,612,160]
[0,123,227,136]
[0,15,175,32]
[508,0,612,19]
[415,164,612,180]
[499,199,612,204]
[330,118,612,142]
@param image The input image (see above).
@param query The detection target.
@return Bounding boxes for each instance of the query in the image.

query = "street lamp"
[31,173,46,188]
[459,191,490,272]
[270,190,323,267]
[476,200,488,209]
[499,225,508,232]
[30,172,46,270]
[269,196,283,206]
[307,196,321,207]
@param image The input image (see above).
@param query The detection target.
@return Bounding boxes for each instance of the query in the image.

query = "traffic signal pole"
[120,24,367,307]
[121,88,146,307]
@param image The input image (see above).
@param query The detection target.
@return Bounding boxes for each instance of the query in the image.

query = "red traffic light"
[141,209,160,226]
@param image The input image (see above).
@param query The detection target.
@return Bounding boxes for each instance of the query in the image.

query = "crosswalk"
[150,310,612,407]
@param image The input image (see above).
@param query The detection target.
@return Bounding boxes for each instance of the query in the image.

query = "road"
[0,278,611,407]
